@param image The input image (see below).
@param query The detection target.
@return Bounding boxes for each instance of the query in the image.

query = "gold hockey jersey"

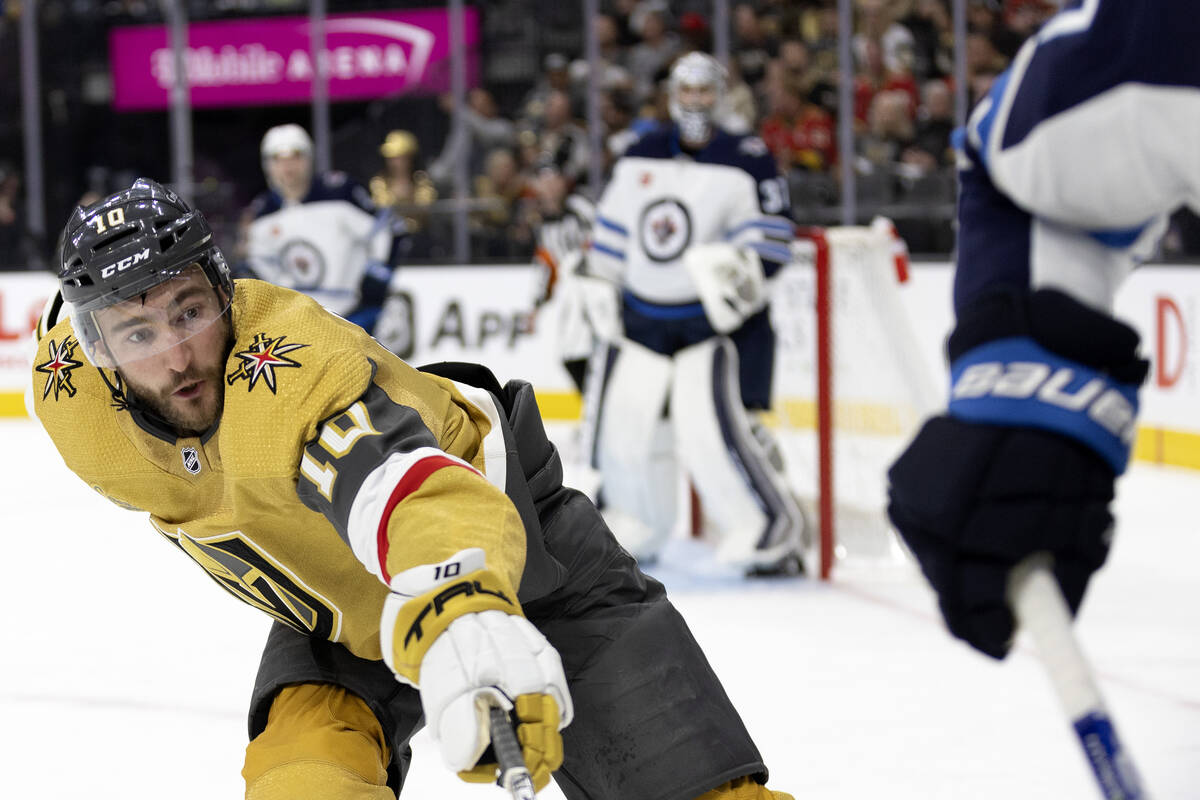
[32,280,528,661]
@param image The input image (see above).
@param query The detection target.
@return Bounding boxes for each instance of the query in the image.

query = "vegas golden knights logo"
[162,526,341,640]
[226,333,307,393]
[35,336,84,401]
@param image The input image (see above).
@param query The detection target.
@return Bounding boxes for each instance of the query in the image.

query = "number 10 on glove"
[381,548,573,792]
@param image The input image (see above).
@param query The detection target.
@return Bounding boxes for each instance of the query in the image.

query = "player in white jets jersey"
[241,124,403,335]
[888,0,1200,663]
[586,52,807,574]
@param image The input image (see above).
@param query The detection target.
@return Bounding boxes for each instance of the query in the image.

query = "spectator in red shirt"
[760,72,837,174]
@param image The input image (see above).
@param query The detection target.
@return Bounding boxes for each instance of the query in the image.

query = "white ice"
[2,416,1197,799]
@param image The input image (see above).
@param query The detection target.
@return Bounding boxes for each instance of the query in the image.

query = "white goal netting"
[771,222,941,577]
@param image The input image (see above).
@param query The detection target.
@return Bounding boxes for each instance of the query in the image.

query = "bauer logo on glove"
[948,336,1139,473]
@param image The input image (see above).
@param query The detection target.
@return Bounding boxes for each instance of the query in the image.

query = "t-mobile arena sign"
[110,8,479,110]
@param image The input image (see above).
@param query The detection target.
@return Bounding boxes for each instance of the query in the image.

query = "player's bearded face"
[94,270,233,437]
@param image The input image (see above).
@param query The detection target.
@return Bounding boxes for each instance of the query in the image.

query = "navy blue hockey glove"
[887,288,1148,659]
[358,260,395,309]
[345,261,396,334]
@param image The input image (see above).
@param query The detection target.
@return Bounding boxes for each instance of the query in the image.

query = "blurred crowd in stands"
[354,0,1039,260]
[3,0,1200,268]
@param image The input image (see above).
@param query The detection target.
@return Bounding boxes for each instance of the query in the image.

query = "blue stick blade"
[1073,711,1147,800]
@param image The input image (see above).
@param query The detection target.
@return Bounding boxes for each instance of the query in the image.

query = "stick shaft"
[1009,558,1148,800]
[488,707,537,800]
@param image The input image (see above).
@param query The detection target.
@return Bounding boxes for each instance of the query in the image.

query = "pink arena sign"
[110,8,479,110]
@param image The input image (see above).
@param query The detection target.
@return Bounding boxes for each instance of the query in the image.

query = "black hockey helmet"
[58,178,233,367]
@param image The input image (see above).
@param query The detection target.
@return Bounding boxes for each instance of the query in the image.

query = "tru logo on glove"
[403,577,515,647]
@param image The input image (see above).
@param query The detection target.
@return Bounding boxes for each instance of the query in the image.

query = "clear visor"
[69,264,231,369]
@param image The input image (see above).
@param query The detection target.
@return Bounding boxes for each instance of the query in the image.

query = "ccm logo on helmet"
[951,361,1137,442]
[100,248,151,279]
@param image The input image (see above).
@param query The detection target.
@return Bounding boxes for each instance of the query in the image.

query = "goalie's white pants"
[591,336,804,569]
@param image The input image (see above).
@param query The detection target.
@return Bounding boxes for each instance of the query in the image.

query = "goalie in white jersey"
[586,53,807,574]
[241,124,404,336]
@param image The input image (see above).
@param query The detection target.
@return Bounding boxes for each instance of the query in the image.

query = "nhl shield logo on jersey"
[35,336,84,401]
[181,447,202,475]
[226,332,308,394]
[639,198,692,262]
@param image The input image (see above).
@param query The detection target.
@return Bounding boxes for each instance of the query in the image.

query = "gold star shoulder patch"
[226,333,308,394]
[36,336,84,401]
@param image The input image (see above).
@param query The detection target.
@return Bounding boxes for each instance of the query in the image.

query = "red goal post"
[775,220,940,580]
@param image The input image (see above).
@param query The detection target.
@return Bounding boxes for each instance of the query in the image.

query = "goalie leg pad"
[672,338,804,569]
[592,338,678,556]
[244,683,393,800]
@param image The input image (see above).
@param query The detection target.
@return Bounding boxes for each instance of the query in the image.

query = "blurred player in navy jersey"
[888,0,1200,659]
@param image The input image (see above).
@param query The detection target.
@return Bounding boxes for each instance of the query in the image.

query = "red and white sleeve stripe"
[346,447,481,583]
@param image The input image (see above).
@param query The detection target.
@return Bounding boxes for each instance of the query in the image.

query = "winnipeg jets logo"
[639,198,691,263]
[181,447,202,475]
[652,215,677,244]
[278,239,326,288]
[35,336,84,401]
[226,333,308,394]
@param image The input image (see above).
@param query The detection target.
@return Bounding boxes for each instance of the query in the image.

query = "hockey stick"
[488,706,538,800]
[1007,556,1148,799]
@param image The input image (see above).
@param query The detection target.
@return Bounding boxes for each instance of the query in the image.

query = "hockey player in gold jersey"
[32,178,794,800]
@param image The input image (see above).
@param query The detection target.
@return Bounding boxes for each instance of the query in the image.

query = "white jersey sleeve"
[971,2,1200,230]
[956,0,1200,313]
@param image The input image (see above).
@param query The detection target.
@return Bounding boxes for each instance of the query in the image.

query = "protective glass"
[68,263,231,369]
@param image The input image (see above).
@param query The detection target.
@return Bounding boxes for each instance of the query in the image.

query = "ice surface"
[2,417,1196,799]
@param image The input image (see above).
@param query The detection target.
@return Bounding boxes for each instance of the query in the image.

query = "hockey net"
[770,221,941,579]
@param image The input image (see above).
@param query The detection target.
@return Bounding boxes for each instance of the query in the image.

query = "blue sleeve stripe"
[745,241,793,264]
[589,241,626,261]
[947,336,1140,474]
[1088,223,1149,249]
[595,216,629,237]
[967,67,1014,170]
[725,218,795,239]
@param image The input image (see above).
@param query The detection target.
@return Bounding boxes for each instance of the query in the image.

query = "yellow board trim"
[0,391,27,418]
[1132,426,1200,470]
[8,389,1199,471]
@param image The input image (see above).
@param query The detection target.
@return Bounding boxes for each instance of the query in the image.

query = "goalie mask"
[58,178,233,369]
[668,52,726,146]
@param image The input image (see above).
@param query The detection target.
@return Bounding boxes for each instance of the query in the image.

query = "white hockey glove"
[381,548,573,791]
[683,242,767,334]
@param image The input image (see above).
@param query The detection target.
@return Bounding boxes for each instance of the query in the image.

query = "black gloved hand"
[358,260,395,308]
[886,288,1148,659]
